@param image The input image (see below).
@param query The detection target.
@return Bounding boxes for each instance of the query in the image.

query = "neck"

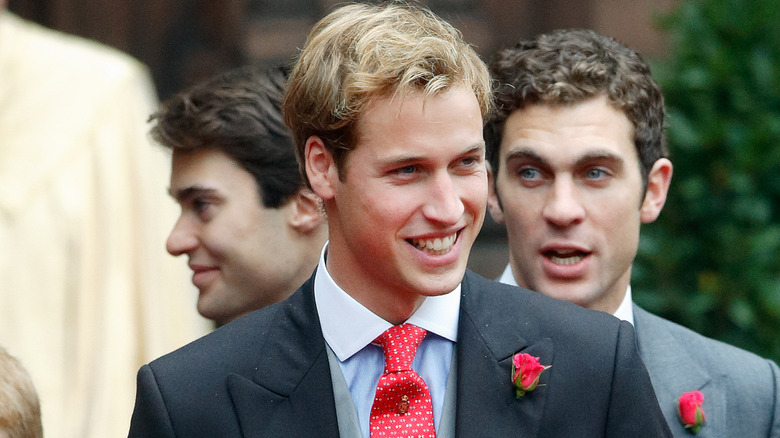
[324,247,425,325]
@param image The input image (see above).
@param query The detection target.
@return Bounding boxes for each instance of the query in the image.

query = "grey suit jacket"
[634,304,780,437]
[128,271,671,437]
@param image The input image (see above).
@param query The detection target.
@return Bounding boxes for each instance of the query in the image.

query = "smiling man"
[129,5,671,437]
[150,66,327,326]
[487,28,780,436]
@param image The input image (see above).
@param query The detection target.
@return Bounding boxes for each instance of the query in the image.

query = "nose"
[542,177,585,228]
[421,171,465,225]
[166,216,199,256]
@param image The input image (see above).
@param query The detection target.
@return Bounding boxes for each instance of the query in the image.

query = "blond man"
[129,5,670,437]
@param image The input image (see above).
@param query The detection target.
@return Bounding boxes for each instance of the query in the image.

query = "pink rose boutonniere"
[678,390,705,434]
[511,352,550,398]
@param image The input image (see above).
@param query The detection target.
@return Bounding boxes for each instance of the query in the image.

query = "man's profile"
[150,66,327,326]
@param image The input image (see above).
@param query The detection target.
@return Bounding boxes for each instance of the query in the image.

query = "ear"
[286,189,326,233]
[305,135,337,201]
[640,158,673,223]
[486,162,505,224]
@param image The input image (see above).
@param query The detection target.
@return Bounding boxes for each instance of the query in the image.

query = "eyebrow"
[574,151,624,168]
[168,185,218,203]
[504,147,624,168]
[462,142,487,156]
[382,142,486,166]
[504,147,545,165]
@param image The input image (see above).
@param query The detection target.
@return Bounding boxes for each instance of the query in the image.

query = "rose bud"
[678,390,705,434]
[511,352,550,398]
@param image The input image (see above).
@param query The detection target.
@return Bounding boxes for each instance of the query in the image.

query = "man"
[150,66,328,327]
[129,5,671,437]
[0,5,209,438]
[0,346,42,438]
[486,28,780,437]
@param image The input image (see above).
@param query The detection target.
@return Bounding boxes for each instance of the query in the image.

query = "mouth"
[190,266,220,290]
[408,232,458,256]
[190,264,218,274]
[543,249,588,265]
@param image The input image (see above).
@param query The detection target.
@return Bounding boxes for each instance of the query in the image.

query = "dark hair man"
[151,66,327,326]
[486,28,780,436]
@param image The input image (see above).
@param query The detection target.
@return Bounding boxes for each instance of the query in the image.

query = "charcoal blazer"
[633,304,780,437]
[129,271,671,437]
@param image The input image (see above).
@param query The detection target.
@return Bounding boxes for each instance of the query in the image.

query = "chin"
[543,288,597,308]
[418,268,465,296]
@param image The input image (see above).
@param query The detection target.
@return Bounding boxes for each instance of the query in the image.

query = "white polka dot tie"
[369,324,436,438]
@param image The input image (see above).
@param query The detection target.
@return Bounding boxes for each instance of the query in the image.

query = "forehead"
[170,148,258,192]
[500,96,636,164]
[352,86,484,158]
[172,148,242,175]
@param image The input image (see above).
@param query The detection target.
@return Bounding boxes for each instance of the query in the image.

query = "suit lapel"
[455,272,553,437]
[633,304,725,437]
[227,276,340,437]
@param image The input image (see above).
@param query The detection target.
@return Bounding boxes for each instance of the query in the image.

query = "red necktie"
[369,324,436,438]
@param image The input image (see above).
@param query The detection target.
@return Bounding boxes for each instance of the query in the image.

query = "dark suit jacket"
[634,304,780,437]
[129,270,671,437]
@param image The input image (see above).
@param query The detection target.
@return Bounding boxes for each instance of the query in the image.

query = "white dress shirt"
[497,263,635,324]
[315,243,460,438]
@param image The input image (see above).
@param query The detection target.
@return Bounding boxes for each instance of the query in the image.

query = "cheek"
[198,229,230,259]
[594,202,641,251]
[587,186,641,221]
[501,190,543,229]
[466,176,489,205]
[335,191,396,246]
[364,184,419,219]
[200,215,256,259]
[450,173,487,213]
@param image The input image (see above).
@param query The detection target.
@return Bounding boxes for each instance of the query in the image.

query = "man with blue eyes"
[152,65,327,327]
[486,28,780,436]
[129,5,673,437]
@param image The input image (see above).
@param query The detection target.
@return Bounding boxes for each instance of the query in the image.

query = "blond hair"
[0,347,43,438]
[283,2,492,182]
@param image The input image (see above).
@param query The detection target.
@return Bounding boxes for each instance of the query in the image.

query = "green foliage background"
[633,0,780,364]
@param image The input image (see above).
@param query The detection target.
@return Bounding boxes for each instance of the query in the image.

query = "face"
[306,86,487,323]
[167,148,313,325]
[488,95,670,312]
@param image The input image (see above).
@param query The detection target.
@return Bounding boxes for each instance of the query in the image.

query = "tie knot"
[375,323,427,372]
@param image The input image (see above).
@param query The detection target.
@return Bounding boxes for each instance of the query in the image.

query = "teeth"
[411,233,457,255]
[549,254,584,265]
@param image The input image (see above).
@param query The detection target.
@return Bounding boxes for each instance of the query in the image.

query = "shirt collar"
[314,242,460,362]
[613,285,634,325]
[498,263,517,286]
[499,263,634,324]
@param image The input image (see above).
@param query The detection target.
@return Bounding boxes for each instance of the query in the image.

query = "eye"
[193,198,209,213]
[585,167,609,179]
[460,156,478,167]
[450,153,484,175]
[390,164,418,177]
[191,198,215,220]
[518,167,541,180]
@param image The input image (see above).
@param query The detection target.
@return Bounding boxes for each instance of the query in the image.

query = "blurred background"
[8,0,779,363]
